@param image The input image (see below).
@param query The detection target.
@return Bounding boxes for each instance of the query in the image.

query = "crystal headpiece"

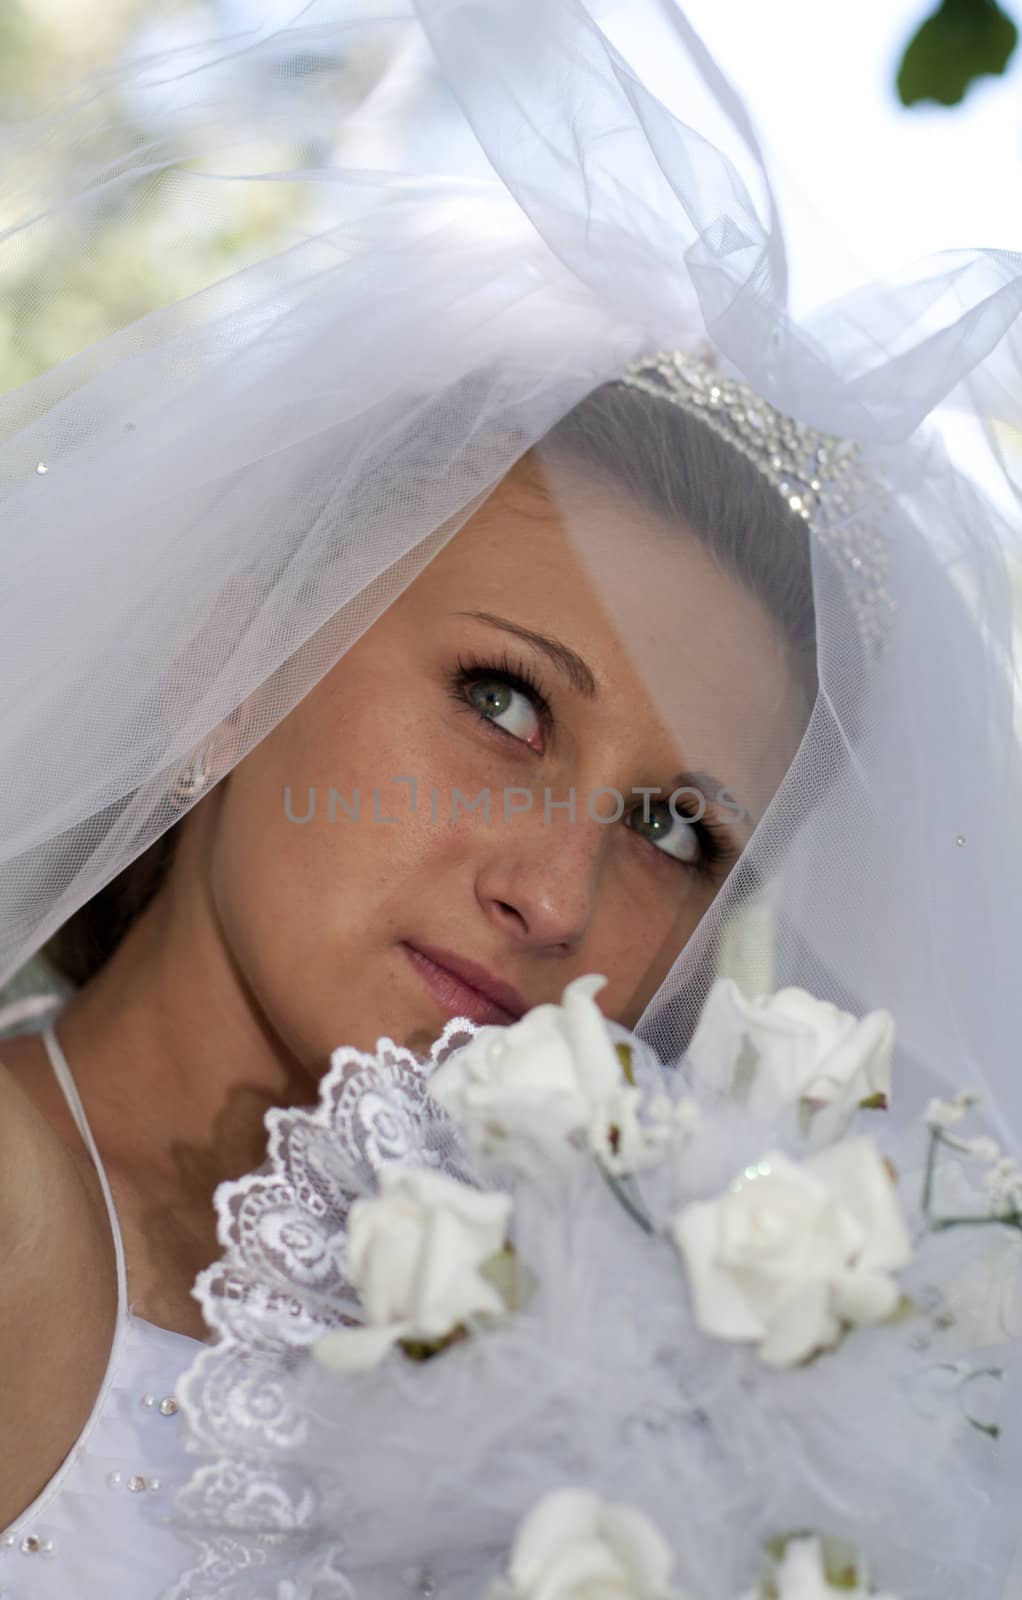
[619,348,896,652]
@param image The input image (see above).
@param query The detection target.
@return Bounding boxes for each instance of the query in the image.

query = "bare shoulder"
[0,1042,118,1530]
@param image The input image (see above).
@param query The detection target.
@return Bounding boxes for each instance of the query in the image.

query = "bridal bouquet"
[168,977,1022,1600]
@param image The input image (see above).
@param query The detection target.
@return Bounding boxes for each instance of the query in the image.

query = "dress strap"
[39,1017,129,1321]
[0,991,62,1033]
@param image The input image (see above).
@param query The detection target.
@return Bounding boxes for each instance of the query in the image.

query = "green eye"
[626,799,700,864]
[466,674,542,743]
[469,679,513,718]
[452,655,551,750]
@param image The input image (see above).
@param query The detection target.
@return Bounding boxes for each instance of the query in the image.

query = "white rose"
[739,1534,899,1600]
[686,978,893,1129]
[313,1168,512,1372]
[429,974,656,1173]
[671,1135,912,1367]
[486,1488,683,1600]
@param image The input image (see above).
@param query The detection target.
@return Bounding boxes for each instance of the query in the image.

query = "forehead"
[401,456,810,822]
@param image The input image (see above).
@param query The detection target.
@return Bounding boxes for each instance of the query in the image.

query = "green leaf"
[968,1416,1002,1438]
[615,1040,636,1085]
[761,1532,867,1593]
[479,1245,535,1311]
[858,1091,889,1111]
[763,1530,816,1563]
[820,1536,864,1589]
[889,1291,918,1324]
[797,1096,814,1138]
[897,0,1018,107]
[398,1324,469,1362]
[731,1034,758,1102]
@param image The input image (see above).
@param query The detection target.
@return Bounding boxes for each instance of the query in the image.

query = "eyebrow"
[454,610,598,699]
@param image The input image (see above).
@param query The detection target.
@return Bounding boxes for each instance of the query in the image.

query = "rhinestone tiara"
[618,347,896,652]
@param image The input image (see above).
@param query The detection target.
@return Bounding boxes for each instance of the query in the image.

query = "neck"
[54,798,320,1207]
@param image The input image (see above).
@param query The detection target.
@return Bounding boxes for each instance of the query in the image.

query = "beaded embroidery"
[620,348,897,652]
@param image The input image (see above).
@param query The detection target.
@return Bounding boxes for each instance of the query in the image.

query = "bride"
[0,368,813,1525]
[1,1,1021,1595]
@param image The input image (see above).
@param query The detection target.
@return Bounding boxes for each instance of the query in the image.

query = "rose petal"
[830,1267,900,1326]
[806,1137,912,1271]
[358,1207,425,1323]
[410,1205,506,1333]
[560,973,622,1102]
[312,1322,407,1373]
[429,976,622,1154]
[685,980,896,1132]
[808,1009,893,1108]
[528,1544,629,1600]
[504,1489,678,1599]
[507,1489,604,1584]
[684,978,756,1093]
[602,1503,676,1588]
[671,1202,766,1341]
[759,1281,841,1367]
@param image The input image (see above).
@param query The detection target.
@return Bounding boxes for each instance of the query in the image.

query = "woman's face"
[191,457,808,1066]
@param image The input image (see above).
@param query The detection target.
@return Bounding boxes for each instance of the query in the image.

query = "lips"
[401,942,528,1027]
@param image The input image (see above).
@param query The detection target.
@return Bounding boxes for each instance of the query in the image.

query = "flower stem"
[597,1161,655,1235]
[922,1126,941,1218]
[930,1211,1022,1233]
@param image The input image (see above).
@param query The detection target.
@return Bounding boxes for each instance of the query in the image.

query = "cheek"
[209,709,450,944]
[585,852,718,1029]
[202,689,497,1050]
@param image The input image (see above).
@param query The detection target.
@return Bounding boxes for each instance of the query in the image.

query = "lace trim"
[166,1018,478,1600]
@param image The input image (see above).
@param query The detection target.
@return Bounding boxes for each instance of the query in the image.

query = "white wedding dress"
[0,1002,204,1599]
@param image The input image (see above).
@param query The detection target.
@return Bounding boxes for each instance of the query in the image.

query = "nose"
[473,795,608,953]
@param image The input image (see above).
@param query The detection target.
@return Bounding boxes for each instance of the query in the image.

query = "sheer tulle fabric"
[161,1002,1022,1599]
[3,0,1022,1596]
[2,1,1021,1141]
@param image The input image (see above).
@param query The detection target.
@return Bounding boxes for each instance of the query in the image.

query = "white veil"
[3,0,1022,1114]
[3,2,1022,1593]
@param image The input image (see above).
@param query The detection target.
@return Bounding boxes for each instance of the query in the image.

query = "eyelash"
[447,654,736,878]
[665,794,739,880]
[450,650,553,736]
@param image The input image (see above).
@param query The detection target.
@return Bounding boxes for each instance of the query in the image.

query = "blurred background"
[2,0,1019,387]
[0,0,1020,1017]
